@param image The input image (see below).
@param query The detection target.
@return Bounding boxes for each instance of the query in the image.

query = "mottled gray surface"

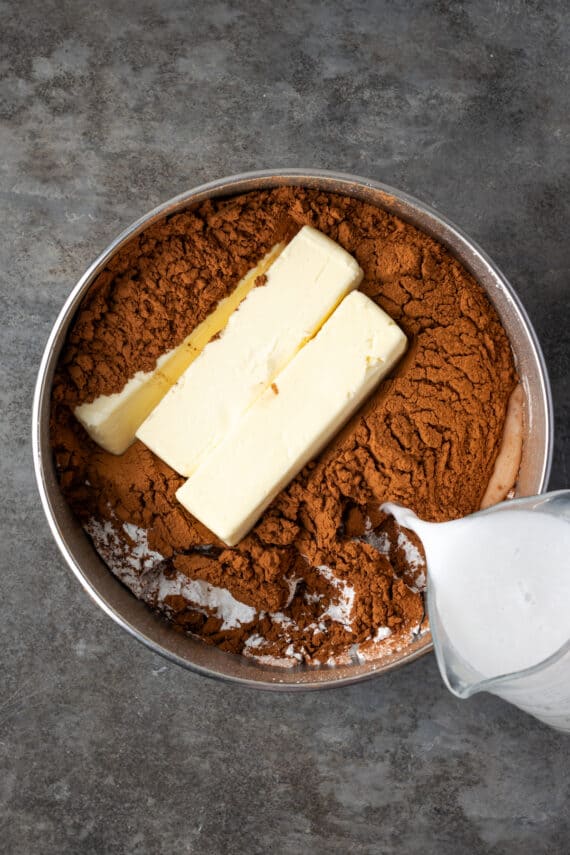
[1,0,569,852]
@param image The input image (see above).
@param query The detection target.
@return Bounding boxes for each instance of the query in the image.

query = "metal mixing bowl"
[32,169,553,689]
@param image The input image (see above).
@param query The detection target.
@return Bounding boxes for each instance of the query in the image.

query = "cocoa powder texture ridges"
[51,187,517,664]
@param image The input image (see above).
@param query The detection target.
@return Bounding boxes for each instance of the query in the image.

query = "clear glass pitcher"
[427,491,570,732]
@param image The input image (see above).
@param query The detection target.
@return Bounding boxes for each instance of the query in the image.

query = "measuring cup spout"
[384,491,570,731]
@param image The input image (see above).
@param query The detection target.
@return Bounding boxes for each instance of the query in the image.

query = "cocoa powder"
[51,187,517,664]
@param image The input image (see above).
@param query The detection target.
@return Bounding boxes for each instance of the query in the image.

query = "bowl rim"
[32,168,554,690]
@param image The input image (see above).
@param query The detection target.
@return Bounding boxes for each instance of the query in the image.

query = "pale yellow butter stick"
[176,291,408,546]
[74,243,284,455]
[136,226,363,477]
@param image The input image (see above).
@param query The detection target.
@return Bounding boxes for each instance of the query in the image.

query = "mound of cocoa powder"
[50,187,517,665]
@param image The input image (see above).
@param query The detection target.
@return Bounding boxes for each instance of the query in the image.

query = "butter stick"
[176,291,407,546]
[136,226,363,476]
[74,243,284,455]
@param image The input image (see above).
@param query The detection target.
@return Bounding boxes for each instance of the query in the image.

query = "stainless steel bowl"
[32,169,554,689]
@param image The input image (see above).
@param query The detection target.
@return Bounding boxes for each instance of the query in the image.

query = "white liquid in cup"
[383,500,570,731]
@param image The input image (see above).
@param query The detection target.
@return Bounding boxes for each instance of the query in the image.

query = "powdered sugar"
[373,625,393,643]
[360,517,391,555]
[284,643,303,661]
[122,522,165,572]
[85,515,255,629]
[159,574,256,630]
[242,633,301,668]
[84,512,417,668]
[397,530,426,591]
[283,576,299,607]
[85,517,164,597]
[270,611,296,629]
[356,513,427,593]
[317,565,356,631]
[244,634,266,650]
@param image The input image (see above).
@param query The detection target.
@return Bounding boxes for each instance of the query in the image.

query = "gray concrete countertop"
[2,1,569,852]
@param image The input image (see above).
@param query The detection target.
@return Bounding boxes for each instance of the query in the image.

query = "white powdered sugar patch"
[86,511,411,668]
[283,576,299,607]
[397,530,423,569]
[364,529,391,555]
[372,625,393,643]
[317,565,355,631]
[360,517,391,555]
[122,522,165,572]
[270,611,296,627]
[397,530,426,591]
[84,517,164,597]
[242,634,302,668]
[345,626,393,663]
[351,512,427,594]
[345,622,428,665]
[244,652,300,669]
[85,514,255,630]
[244,634,266,650]
[84,518,118,552]
[411,571,426,592]
[325,650,353,666]
[159,574,256,630]
[284,644,303,661]
[312,620,327,635]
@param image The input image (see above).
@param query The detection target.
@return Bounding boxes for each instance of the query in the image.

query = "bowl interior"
[33,170,553,689]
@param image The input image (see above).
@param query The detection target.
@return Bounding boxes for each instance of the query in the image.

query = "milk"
[383,500,570,729]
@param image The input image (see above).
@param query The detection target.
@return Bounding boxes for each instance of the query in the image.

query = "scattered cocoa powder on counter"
[51,186,517,665]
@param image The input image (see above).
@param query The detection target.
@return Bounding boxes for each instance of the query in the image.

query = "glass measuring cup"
[427,491,570,731]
